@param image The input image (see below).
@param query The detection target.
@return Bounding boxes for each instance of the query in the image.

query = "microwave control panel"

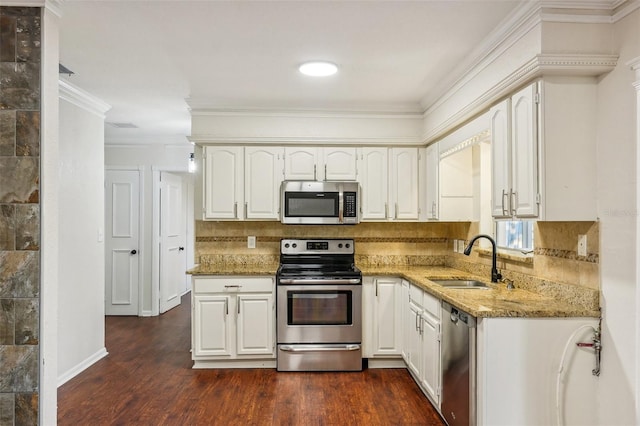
[343,192,357,220]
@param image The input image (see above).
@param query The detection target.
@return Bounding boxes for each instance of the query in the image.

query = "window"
[495,220,534,252]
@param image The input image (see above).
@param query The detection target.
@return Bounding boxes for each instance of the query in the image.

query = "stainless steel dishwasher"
[441,301,476,426]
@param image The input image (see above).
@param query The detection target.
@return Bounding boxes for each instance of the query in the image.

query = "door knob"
[179,247,185,251]
[130,249,137,255]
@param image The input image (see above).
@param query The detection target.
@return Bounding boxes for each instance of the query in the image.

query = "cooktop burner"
[277,238,361,283]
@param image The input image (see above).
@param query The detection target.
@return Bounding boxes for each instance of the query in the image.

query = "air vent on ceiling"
[106,122,139,129]
[59,63,74,76]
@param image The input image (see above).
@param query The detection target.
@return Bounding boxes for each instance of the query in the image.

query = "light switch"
[97,228,104,242]
[578,234,587,257]
[248,235,256,249]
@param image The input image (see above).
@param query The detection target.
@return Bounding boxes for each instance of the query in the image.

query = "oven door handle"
[278,278,361,285]
[279,344,361,352]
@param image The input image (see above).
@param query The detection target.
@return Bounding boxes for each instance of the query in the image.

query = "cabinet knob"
[179,247,185,251]
[130,249,137,255]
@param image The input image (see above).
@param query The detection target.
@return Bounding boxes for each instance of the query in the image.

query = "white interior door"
[105,170,140,316]
[159,172,185,314]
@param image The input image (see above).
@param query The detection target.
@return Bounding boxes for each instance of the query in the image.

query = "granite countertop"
[187,263,279,276]
[188,262,600,319]
[360,265,600,319]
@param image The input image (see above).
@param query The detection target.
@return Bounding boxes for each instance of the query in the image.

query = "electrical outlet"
[578,234,587,257]
[453,239,459,253]
[458,240,466,253]
[247,235,256,249]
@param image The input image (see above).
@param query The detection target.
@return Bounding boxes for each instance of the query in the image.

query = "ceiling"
[58,0,525,145]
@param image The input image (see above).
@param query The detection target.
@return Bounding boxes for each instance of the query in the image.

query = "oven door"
[277,284,362,344]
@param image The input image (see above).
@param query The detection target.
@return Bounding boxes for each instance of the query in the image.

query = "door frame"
[151,167,194,316]
[105,166,145,316]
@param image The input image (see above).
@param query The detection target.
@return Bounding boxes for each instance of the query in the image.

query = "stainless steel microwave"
[280,181,360,225]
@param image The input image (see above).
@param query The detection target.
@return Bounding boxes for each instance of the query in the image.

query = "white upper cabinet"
[244,147,284,220]
[284,147,357,181]
[203,146,244,220]
[390,147,420,220]
[323,147,358,180]
[490,99,512,218]
[491,77,598,221]
[358,147,389,220]
[511,84,539,217]
[425,143,439,220]
[491,82,539,218]
[202,146,282,220]
[358,147,420,221]
[284,147,317,180]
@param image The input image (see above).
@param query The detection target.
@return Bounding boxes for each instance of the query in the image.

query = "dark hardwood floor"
[58,294,445,425]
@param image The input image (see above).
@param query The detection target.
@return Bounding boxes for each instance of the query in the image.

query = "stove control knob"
[284,243,290,248]
[292,243,297,248]
[338,243,343,248]
[346,243,351,248]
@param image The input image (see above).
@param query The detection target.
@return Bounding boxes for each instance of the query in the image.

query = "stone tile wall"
[0,6,41,425]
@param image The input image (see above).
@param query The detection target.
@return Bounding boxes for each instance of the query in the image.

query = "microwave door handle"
[339,187,344,223]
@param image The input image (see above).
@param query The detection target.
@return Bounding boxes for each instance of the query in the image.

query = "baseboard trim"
[192,359,277,369]
[366,358,406,369]
[57,347,109,387]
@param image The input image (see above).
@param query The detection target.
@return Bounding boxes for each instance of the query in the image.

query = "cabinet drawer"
[409,284,423,306]
[422,291,440,319]
[193,277,274,293]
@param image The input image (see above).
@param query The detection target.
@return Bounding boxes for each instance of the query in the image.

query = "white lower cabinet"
[403,282,441,408]
[363,277,403,360]
[191,276,276,368]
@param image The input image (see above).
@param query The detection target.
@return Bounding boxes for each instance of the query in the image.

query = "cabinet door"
[425,143,439,220]
[490,99,511,218]
[401,280,410,363]
[203,146,244,220]
[284,147,318,180]
[236,293,275,356]
[245,147,284,220]
[421,313,441,406]
[323,147,357,181]
[390,148,419,220]
[511,82,539,218]
[407,302,423,377]
[371,278,402,356]
[358,148,389,220]
[193,295,232,357]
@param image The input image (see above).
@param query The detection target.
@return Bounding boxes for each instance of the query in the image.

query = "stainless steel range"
[276,238,362,372]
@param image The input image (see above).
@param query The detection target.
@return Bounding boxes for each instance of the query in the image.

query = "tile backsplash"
[196,220,600,290]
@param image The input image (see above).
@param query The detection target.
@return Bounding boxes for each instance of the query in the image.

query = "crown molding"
[423,53,618,143]
[187,100,423,118]
[188,135,423,146]
[420,1,543,112]
[421,0,632,113]
[59,79,111,118]
[440,129,491,159]
[105,136,191,146]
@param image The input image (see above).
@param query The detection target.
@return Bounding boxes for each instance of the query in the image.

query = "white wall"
[104,144,193,315]
[596,8,640,425]
[57,81,110,385]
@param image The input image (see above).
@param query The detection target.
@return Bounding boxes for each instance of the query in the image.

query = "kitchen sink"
[431,279,489,289]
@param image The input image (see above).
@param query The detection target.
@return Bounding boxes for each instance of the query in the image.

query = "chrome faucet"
[463,234,502,283]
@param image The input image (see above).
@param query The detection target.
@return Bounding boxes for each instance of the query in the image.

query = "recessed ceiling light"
[299,61,338,77]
